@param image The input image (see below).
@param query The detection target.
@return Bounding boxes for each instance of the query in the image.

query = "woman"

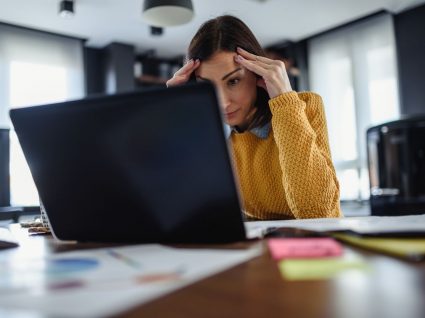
[167,15,342,220]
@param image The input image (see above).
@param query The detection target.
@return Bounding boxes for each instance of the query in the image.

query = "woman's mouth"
[225,109,239,119]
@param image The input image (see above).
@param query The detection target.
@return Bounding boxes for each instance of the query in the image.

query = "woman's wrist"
[270,91,298,103]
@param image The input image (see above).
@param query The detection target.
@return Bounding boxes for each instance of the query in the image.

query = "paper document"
[0,244,261,317]
[245,214,425,235]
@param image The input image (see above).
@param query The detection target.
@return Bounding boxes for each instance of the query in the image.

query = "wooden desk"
[1,225,425,318]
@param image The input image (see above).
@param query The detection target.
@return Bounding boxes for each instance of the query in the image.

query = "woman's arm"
[269,91,342,218]
[235,48,341,218]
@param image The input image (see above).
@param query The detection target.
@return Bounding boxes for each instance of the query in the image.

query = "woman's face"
[195,51,258,129]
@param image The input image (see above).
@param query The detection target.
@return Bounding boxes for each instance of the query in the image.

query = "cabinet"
[135,54,184,88]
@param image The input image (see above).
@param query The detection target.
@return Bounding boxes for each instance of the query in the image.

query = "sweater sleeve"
[269,91,342,218]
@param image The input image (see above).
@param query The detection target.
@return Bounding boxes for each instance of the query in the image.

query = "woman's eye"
[228,78,240,86]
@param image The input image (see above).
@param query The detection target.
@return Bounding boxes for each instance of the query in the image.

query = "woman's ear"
[256,76,267,91]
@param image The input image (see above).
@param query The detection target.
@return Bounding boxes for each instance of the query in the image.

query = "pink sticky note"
[268,238,343,259]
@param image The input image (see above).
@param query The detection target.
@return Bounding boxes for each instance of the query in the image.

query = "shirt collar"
[248,122,271,139]
[225,122,271,139]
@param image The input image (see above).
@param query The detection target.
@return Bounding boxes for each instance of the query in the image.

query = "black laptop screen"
[10,83,246,243]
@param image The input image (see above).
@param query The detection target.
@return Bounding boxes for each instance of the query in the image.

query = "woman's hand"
[166,59,200,87]
[235,47,292,99]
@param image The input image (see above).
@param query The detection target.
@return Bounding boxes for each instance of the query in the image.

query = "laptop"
[10,82,254,244]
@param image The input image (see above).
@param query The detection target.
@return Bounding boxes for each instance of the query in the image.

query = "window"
[0,24,84,206]
[308,14,400,201]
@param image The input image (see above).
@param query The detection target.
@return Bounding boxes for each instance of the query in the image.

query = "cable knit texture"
[230,91,342,220]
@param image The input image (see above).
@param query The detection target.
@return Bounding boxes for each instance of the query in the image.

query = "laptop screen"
[10,82,246,243]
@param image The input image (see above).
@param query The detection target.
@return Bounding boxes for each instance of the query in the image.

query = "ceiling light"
[142,0,194,27]
[59,0,74,18]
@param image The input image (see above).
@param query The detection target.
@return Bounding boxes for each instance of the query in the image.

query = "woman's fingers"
[174,59,198,76]
[167,59,200,87]
[237,47,275,65]
[173,59,200,79]
[166,76,188,87]
[235,55,268,77]
[235,48,292,98]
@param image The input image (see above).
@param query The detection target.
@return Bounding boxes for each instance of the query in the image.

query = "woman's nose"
[217,87,231,110]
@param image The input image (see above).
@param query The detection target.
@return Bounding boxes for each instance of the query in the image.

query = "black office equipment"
[367,116,425,216]
[0,128,10,207]
[10,82,247,243]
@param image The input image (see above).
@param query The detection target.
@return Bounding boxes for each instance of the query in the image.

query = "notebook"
[10,82,251,244]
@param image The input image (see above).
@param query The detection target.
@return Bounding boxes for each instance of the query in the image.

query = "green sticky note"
[278,257,368,280]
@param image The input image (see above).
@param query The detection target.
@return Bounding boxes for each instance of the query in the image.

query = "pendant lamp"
[142,0,194,27]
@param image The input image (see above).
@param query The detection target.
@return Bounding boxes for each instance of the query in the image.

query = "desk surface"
[1,225,425,318]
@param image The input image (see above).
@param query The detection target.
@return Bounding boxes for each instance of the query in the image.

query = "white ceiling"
[1,0,425,57]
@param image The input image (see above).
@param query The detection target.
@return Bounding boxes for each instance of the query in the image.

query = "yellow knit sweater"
[230,91,342,220]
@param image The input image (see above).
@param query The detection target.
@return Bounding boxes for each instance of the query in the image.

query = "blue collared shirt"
[225,122,271,139]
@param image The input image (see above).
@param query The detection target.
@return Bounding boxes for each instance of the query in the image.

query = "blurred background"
[1,0,425,217]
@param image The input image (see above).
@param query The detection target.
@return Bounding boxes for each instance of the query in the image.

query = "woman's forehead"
[196,51,241,78]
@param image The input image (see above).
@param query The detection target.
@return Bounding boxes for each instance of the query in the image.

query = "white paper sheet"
[0,244,261,317]
[245,213,425,235]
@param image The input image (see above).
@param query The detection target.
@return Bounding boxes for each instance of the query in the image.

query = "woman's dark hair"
[188,15,271,130]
